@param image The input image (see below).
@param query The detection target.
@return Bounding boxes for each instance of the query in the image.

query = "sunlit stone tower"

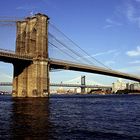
[12,13,50,97]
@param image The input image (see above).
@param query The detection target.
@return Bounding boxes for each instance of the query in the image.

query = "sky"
[0,0,140,86]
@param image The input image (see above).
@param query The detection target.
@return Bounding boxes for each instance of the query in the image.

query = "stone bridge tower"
[12,13,50,97]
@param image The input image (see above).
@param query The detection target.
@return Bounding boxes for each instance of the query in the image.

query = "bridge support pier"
[12,59,50,97]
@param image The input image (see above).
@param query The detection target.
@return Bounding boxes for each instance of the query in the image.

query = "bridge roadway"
[0,82,111,89]
[0,49,33,63]
[0,50,140,82]
[49,59,140,82]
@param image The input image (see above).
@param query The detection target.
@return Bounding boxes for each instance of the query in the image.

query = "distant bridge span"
[0,82,111,89]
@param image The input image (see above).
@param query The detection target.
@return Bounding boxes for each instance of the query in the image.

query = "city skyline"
[0,0,140,85]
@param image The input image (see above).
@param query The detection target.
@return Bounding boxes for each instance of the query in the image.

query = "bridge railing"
[0,48,15,53]
[0,48,33,60]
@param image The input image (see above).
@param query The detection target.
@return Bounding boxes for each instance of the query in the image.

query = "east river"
[0,94,140,140]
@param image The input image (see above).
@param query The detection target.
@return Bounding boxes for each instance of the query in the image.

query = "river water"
[0,94,140,140]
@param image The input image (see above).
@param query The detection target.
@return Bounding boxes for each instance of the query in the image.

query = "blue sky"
[0,0,140,85]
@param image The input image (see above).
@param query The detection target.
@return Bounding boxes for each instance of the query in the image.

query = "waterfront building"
[74,88,81,93]
[126,83,140,91]
[112,79,126,93]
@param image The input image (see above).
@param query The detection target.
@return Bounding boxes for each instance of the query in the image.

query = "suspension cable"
[49,32,94,65]
[49,41,80,62]
[49,22,111,70]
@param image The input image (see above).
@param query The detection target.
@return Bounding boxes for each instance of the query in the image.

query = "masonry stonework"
[12,13,50,97]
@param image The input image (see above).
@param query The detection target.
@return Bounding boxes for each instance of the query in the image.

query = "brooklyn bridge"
[0,13,140,97]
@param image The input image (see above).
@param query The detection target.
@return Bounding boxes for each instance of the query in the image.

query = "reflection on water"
[10,98,52,139]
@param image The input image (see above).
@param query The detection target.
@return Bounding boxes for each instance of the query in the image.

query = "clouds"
[92,49,117,57]
[134,0,140,2]
[104,18,122,29]
[129,60,140,64]
[76,49,119,68]
[16,0,47,14]
[124,0,140,28]
[76,49,118,63]
[104,0,140,29]
[16,0,57,15]
[106,19,122,26]
[126,46,140,72]
[16,4,37,12]
[0,72,12,82]
[126,46,140,56]
[118,65,140,74]
[105,60,115,66]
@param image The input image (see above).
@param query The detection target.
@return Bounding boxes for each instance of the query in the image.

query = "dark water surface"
[0,94,140,140]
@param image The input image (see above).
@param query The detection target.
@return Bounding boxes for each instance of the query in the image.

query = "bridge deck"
[0,50,140,82]
[0,50,32,63]
[50,59,140,82]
